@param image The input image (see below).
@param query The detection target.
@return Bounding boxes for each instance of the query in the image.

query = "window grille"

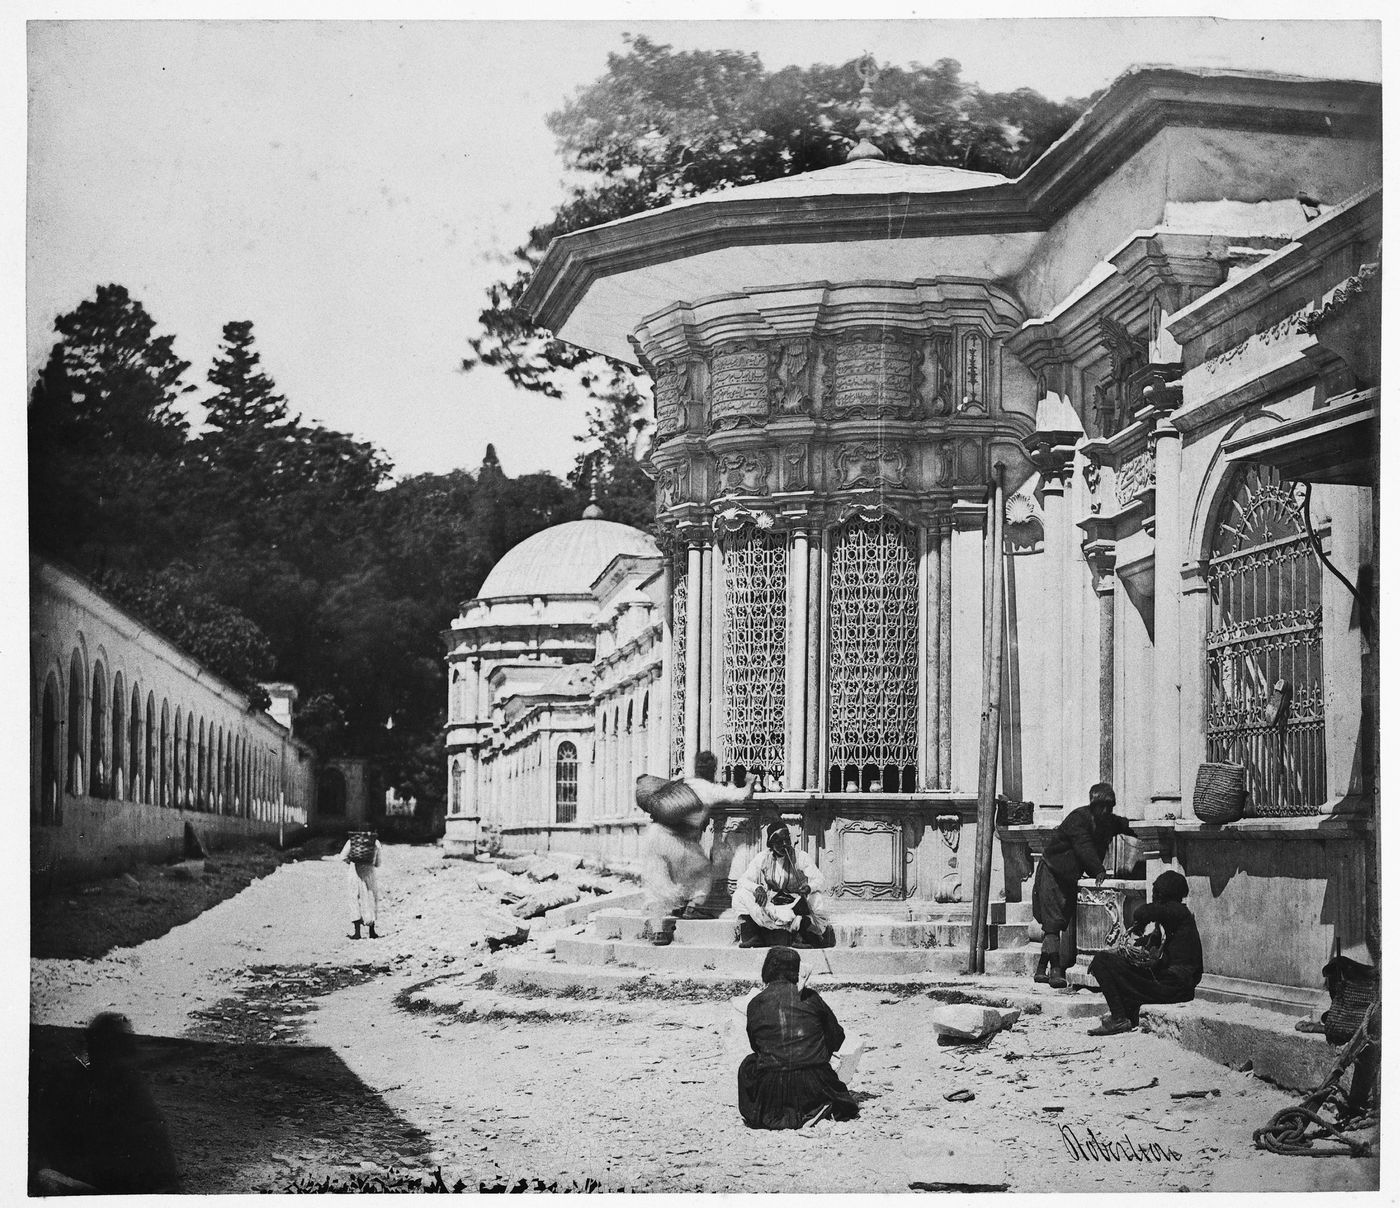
[827,516,919,792]
[720,527,788,785]
[555,741,579,823]
[1205,464,1325,815]
[670,565,688,777]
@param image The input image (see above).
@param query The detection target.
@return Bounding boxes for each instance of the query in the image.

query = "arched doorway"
[40,674,60,825]
[319,767,347,817]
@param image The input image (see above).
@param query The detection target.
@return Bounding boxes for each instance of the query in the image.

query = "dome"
[476,520,659,600]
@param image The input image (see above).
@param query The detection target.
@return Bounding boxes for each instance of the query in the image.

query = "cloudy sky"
[20,9,1383,482]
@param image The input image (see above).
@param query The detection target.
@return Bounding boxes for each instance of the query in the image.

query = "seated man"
[1087,870,1202,1036]
[732,823,835,949]
[737,948,859,1129]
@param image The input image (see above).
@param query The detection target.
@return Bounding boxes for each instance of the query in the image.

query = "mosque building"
[447,64,1379,1013]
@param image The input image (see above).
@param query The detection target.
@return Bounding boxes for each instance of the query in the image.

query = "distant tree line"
[29,285,585,813]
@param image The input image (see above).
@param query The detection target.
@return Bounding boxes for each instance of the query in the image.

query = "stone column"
[937,519,953,790]
[806,526,824,792]
[787,527,810,790]
[705,536,723,758]
[1086,545,1117,784]
[1149,418,1184,816]
[1031,449,1075,810]
[950,500,988,793]
[684,540,704,769]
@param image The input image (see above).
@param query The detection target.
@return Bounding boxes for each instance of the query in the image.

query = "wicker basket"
[1322,956,1380,1046]
[347,832,376,864]
[1192,762,1246,824]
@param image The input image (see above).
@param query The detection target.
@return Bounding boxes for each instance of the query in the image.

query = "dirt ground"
[28,842,1378,1194]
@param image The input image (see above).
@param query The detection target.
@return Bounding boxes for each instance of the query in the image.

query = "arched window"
[197,719,207,810]
[67,652,85,795]
[185,717,195,807]
[89,663,108,798]
[172,709,183,807]
[451,668,461,721]
[555,742,579,823]
[128,686,142,802]
[40,673,60,825]
[144,692,155,803]
[641,692,649,731]
[159,701,171,807]
[450,759,463,813]
[1205,464,1326,815]
[319,767,347,817]
[826,516,920,792]
[111,674,125,801]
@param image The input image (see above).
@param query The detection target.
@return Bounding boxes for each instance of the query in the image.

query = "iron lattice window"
[555,741,579,823]
[827,516,919,792]
[669,565,688,778]
[720,527,788,785]
[1205,465,1326,815]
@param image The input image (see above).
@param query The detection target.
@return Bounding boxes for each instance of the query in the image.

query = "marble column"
[1149,418,1184,816]
[937,519,953,791]
[787,527,810,790]
[705,537,723,759]
[684,540,704,769]
[950,500,988,793]
[806,527,824,792]
[1086,547,1117,783]
[918,525,938,791]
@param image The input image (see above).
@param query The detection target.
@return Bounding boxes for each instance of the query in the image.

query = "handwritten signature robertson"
[1060,1125,1184,1163]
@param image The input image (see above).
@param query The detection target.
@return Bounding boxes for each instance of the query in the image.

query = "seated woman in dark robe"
[737,948,859,1129]
[1087,870,1203,1037]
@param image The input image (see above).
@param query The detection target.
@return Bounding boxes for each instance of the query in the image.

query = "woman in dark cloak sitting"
[737,947,859,1129]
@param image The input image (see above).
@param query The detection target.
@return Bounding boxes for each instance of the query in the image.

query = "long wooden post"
[970,466,1007,973]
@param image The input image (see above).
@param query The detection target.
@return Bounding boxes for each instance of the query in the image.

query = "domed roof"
[476,519,659,600]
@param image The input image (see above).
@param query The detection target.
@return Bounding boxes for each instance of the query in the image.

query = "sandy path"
[30,845,1376,1194]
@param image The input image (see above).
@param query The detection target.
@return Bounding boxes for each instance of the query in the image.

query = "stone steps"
[553,935,1040,978]
[589,912,1029,950]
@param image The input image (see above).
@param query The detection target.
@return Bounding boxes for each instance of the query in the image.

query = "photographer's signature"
[1060,1124,1183,1163]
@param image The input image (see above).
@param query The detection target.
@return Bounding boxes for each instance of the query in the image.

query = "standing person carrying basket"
[339,828,383,939]
[637,751,753,922]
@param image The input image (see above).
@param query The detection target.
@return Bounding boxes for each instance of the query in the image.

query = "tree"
[30,286,194,572]
[463,38,1086,409]
[571,389,655,531]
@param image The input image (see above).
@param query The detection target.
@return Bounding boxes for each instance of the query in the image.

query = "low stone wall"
[32,796,307,887]
[493,819,648,864]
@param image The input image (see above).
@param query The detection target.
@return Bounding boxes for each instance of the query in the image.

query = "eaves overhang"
[520,66,1379,366]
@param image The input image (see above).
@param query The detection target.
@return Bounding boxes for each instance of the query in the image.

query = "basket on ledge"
[1192,762,1247,824]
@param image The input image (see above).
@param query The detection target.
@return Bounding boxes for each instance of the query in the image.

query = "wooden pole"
[971,467,1007,973]
[970,489,994,972]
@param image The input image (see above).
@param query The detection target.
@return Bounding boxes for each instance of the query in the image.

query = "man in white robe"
[732,823,834,948]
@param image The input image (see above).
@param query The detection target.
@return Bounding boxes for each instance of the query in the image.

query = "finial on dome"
[846,53,885,163]
[581,456,605,519]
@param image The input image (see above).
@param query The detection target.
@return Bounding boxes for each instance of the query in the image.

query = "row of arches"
[595,686,652,822]
[37,645,288,825]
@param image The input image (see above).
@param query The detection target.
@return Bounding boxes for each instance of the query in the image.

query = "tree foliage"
[463,36,1086,529]
[29,291,580,815]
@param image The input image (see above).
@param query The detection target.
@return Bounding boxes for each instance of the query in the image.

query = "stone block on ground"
[481,912,530,952]
[512,884,582,919]
[495,856,533,876]
[929,1003,1018,1044]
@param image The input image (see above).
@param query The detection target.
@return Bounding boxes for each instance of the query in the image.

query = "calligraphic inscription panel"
[653,365,685,437]
[710,350,769,427]
[832,340,914,416]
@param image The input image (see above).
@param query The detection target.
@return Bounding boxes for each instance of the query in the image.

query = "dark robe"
[737,982,859,1129]
[1088,900,1203,1024]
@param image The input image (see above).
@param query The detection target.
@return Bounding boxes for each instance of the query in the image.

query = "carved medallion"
[835,443,908,489]
[783,446,809,490]
[1115,449,1155,506]
[713,451,772,497]
[709,347,770,429]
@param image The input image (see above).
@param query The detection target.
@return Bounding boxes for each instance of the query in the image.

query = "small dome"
[476,520,658,600]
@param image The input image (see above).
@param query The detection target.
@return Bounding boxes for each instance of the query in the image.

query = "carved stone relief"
[1115,448,1156,506]
[919,334,954,416]
[709,346,770,429]
[656,462,690,511]
[713,451,772,497]
[835,442,908,490]
[783,445,809,491]
[653,361,695,438]
[823,333,922,420]
[959,330,986,413]
[771,341,813,415]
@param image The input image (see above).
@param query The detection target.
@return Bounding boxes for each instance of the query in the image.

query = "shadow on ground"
[30,1023,429,1194]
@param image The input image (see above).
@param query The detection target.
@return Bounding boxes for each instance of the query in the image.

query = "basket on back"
[1192,762,1246,824]
[635,774,708,832]
[347,831,377,864]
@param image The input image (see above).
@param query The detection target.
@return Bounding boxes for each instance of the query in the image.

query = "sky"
[19,11,1386,483]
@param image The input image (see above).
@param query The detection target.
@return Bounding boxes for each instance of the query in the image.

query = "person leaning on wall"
[1030,783,1135,988]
